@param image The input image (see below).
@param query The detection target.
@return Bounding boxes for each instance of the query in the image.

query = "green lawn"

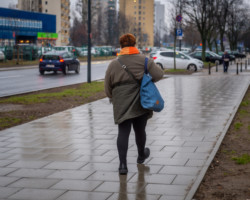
[0,81,104,105]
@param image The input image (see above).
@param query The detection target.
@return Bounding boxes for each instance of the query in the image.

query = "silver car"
[153,50,204,71]
[0,51,5,61]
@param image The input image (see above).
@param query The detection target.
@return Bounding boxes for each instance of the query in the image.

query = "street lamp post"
[87,0,91,83]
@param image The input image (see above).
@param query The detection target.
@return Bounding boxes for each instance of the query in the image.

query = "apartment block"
[18,0,70,46]
[119,0,154,47]
[154,1,165,39]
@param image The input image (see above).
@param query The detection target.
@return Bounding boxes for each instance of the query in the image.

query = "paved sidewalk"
[0,68,249,199]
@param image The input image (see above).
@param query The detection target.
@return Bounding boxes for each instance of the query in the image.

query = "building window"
[134,11,136,14]
[45,9,48,13]
[45,1,48,4]
[139,11,141,15]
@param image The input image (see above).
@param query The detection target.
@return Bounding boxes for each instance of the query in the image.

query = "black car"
[230,51,246,59]
[39,51,80,75]
[189,51,223,64]
[217,51,235,61]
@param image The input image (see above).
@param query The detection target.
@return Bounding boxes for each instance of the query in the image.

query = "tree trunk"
[220,33,225,52]
[208,41,212,51]
[201,37,206,62]
[214,40,218,53]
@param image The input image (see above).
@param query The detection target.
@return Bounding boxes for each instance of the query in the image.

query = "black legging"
[117,114,148,164]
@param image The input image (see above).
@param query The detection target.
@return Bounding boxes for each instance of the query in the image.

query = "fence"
[0,45,116,62]
[0,45,40,62]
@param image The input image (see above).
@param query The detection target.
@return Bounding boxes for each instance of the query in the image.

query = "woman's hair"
[119,33,136,48]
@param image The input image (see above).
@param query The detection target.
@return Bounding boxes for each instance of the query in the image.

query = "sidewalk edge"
[184,79,250,200]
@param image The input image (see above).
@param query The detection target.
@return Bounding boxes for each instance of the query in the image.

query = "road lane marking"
[0,75,23,79]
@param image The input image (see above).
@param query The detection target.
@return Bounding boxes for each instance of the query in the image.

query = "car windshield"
[43,55,60,60]
[208,52,220,57]
[176,52,190,59]
[191,52,202,57]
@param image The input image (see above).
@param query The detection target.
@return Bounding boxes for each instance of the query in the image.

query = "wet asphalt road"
[0,61,110,97]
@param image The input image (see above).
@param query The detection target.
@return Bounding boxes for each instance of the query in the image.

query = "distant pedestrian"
[104,33,163,175]
[222,51,230,72]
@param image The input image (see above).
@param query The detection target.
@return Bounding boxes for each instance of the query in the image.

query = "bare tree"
[185,0,216,61]
[214,0,240,51]
[227,1,248,50]
[70,13,88,46]
[182,21,201,51]
[154,29,161,47]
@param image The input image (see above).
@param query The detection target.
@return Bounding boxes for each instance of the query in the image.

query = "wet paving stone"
[0,74,249,200]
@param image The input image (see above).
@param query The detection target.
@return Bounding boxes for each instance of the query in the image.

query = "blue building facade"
[0,7,56,46]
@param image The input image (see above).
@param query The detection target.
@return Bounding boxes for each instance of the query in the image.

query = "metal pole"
[209,62,211,75]
[245,60,247,70]
[236,63,238,75]
[240,62,242,72]
[179,0,182,51]
[216,62,218,72]
[87,0,91,83]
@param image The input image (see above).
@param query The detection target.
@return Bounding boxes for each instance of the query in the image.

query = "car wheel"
[75,64,80,74]
[63,65,69,75]
[187,64,197,72]
[39,69,44,75]
[157,63,163,69]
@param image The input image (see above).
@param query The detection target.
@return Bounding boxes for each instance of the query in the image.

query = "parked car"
[53,46,80,56]
[230,51,246,58]
[0,51,5,61]
[189,51,223,64]
[180,47,191,54]
[217,51,235,61]
[4,44,39,60]
[39,51,80,75]
[153,50,204,71]
[18,44,39,60]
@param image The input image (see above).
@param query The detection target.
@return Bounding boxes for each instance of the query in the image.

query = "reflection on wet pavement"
[0,74,249,200]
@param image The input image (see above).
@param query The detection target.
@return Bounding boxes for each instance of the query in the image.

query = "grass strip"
[0,81,104,104]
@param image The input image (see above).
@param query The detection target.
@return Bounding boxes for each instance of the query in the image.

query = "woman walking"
[104,33,163,175]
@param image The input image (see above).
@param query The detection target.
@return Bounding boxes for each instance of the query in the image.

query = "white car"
[153,50,204,71]
[0,51,5,61]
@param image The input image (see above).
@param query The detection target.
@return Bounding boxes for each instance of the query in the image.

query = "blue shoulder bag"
[140,57,164,112]
[117,57,164,112]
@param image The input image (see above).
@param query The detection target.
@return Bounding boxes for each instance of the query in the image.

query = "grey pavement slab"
[0,69,249,200]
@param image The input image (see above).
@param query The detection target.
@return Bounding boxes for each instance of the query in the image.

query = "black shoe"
[137,148,150,164]
[119,163,128,175]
